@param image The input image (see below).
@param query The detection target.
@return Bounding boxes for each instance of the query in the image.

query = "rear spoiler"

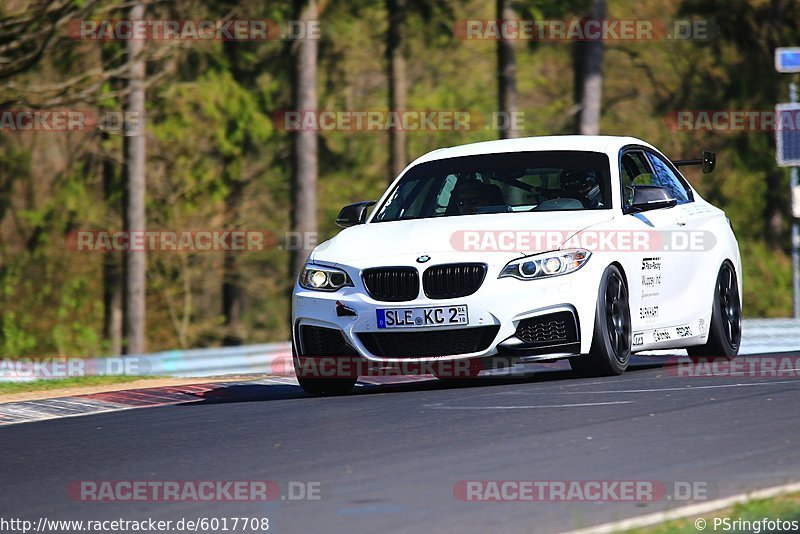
[673,150,716,174]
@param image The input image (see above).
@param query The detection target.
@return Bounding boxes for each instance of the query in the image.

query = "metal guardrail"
[0,342,292,382]
[136,342,293,377]
[132,342,294,378]
[740,319,800,352]
[1,319,798,382]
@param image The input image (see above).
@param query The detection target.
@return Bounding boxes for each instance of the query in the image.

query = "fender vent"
[515,311,578,346]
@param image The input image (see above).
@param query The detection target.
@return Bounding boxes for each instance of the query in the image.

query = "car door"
[618,147,695,336]
[643,149,703,328]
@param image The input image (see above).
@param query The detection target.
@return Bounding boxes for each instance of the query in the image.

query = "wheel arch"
[579,260,629,354]
[610,260,629,289]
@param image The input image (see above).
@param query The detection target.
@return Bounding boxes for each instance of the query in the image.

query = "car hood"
[311,211,614,268]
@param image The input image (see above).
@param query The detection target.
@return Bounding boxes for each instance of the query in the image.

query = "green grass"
[0,375,159,395]
[629,493,800,533]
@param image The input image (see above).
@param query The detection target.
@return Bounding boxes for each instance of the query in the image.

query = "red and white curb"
[0,377,300,427]
[0,375,440,427]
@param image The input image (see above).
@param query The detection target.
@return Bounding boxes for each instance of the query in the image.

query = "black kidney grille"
[299,325,358,357]
[358,325,499,358]
[515,311,578,346]
[362,267,420,301]
[423,263,487,299]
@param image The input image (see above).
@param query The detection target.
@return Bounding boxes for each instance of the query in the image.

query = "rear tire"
[687,261,741,359]
[570,265,632,376]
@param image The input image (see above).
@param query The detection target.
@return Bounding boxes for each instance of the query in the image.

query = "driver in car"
[559,169,603,208]
[450,179,507,215]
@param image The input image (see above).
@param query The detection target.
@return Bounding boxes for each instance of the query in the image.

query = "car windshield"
[371,150,612,222]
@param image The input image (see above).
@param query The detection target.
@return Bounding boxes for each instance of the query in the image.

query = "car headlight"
[299,264,354,291]
[499,249,591,280]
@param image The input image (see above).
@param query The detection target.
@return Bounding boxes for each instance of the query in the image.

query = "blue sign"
[776,48,800,73]
[776,104,800,166]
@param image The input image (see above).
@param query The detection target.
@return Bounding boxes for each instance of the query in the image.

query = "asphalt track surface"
[1,353,799,534]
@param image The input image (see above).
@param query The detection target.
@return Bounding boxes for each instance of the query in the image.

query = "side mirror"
[336,201,376,228]
[674,150,716,174]
[701,150,715,174]
[629,186,677,213]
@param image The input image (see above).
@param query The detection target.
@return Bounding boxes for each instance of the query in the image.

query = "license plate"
[376,305,468,329]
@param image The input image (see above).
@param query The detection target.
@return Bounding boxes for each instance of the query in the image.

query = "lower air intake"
[357,325,499,358]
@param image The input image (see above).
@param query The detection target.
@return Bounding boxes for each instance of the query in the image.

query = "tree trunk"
[123,2,146,354]
[576,0,605,135]
[765,1,787,247]
[102,133,122,355]
[386,0,408,182]
[497,0,518,139]
[289,0,319,280]
[221,41,248,346]
[104,252,124,355]
[222,163,245,346]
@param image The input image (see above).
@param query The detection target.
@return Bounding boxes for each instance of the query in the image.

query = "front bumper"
[292,260,604,364]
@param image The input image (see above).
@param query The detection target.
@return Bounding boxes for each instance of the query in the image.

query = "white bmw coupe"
[292,136,742,394]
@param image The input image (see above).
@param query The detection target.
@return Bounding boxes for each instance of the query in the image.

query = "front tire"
[687,261,741,359]
[570,265,632,376]
[296,375,357,395]
[293,345,358,395]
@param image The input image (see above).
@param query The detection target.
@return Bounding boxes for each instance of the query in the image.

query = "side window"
[646,152,691,204]
[619,150,653,207]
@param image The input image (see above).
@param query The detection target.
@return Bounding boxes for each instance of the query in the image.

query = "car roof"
[411,135,656,166]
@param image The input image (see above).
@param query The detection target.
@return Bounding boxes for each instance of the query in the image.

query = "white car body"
[292,135,741,378]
